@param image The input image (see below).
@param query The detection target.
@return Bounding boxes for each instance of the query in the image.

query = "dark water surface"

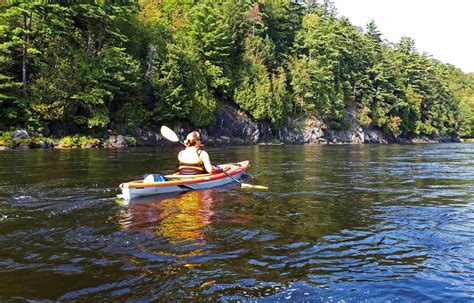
[1,144,473,301]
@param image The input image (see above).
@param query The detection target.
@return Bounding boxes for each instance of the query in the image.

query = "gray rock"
[257,123,273,142]
[12,130,30,139]
[411,137,436,144]
[317,138,328,144]
[310,133,319,142]
[107,135,127,148]
[130,128,163,147]
[252,129,260,143]
[121,105,461,147]
[207,105,258,139]
[198,128,209,142]
[0,146,11,150]
[364,130,387,144]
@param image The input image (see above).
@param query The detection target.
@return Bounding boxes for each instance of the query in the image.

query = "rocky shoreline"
[0,105,463,150]
[203,105,461,146]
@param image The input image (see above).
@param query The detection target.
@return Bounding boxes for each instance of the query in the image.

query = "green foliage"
[12,138,30,146]
[359,107,372,127]
[0,0,471,140]
[148,43,197,122]
[0,132,32,147]
[289,55,334,114]
[0,130,56,147]
[260,0,303,63]
[1,1,142,133]
[189,1,232,93]
[234,61,289,128]
[127,137,137,147]
[435,64,474,137]
[58,135,99,148]
[189,89,216,126]
[58,136,75,148]
[78,136,91,148]
[0,132,11,146]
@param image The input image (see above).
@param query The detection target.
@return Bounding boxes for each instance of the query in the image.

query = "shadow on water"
[0,145,473,300]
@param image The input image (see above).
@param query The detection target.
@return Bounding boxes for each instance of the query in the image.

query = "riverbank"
[2,104,463,150]
[0,131,138,150]
[0,128,464,150]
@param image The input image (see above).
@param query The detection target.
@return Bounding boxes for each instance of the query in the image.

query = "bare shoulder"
[199,150,210,158]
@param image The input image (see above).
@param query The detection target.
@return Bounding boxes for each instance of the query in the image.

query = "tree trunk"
[21,11,32,97]
[97,23,103,54]
[97,0,107,54]
[87,23,92,56]
[21,13,28,96]
[144,45,155,106]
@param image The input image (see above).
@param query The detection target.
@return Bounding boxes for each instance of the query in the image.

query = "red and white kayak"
[119,161,249,200]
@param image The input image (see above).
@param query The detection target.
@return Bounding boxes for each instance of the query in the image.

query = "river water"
[0,144,473,301]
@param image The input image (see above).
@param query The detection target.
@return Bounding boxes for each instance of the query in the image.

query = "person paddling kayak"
[117,126,267,201]
[178,131,215,175]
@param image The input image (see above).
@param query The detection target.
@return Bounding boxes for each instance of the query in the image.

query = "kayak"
[119,160,250,200]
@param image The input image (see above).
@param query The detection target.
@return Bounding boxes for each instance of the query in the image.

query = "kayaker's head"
[184,131,201,148]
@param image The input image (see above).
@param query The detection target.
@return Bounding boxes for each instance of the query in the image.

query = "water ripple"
[1,145,474,300]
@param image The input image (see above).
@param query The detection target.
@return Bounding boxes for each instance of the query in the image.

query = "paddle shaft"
[211,161,245,186]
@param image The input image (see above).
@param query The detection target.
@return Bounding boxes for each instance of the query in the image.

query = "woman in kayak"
[178,131,215,175]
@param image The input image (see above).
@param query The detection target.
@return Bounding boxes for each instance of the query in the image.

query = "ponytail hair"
[184,131,201,148]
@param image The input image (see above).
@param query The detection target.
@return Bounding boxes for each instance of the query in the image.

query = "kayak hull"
[119,161,249,200]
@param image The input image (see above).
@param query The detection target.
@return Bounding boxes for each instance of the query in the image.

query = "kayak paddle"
[212,164,268,190]
[160,125,268,190]
[160,125,183,144]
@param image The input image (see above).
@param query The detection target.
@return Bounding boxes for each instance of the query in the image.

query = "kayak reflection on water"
[118,186,251,245]
[119,190,214,242]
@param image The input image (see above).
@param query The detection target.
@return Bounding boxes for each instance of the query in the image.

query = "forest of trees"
[1,0,473,138]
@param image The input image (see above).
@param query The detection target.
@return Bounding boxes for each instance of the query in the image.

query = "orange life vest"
[178,147,204,175]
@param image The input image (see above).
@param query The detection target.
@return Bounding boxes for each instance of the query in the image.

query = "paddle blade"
[160,125,180,143]
[241,183,268,190]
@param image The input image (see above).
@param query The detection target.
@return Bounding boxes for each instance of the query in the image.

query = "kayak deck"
[164,165,231,179]
[119,161,249,200]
